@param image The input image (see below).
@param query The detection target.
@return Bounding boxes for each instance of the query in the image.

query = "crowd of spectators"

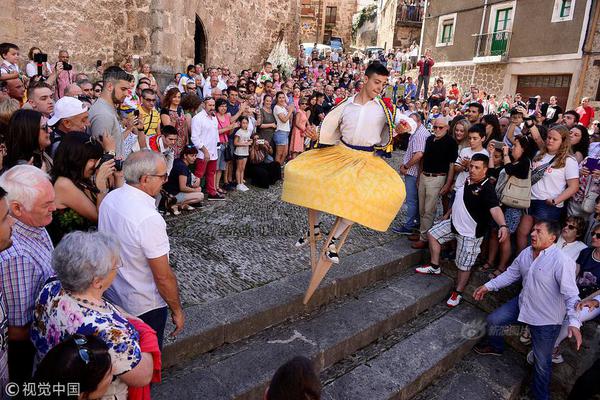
[0,36,599,399]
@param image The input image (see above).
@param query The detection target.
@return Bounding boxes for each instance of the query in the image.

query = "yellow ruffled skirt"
[282,144,405,231]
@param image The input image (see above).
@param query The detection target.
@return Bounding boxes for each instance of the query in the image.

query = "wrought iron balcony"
[473,31,511,63]
[397,3,424,24]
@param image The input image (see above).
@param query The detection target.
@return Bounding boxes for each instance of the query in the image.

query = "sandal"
[488,268,506,279]
[217,188,226,194]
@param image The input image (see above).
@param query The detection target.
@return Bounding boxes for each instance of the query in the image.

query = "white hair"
[123,149,165,184]
[53,231,120,292]
[0,165,51,210]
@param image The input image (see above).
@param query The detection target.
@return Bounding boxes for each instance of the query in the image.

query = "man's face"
[80,82,93,98]
[468,160,487,182]
[111,79,131,104]
[58,51,69,63]
[510,113,523,125]
[499,117,509,133]
[325,86,334,97]
[142,160,167,197]
[186,84,196,94]
[141,92,156,110]
[210,76,218,87]
[163,135,177,149]
[228,90,238,104]
[431,120,448,137]
[205,99,216,114]
[7,78,25,101]
[3,48,20,65]
[550,96,557,105]
[514,94,522,103]
[12,180,56,228]
[29,87,54,116]
[364,73,387,99]
[67,84,82,98]
[0,198,14,251]
[468,132,483,149]
[530,223,556,251]
[563,114,576,128]
[64,111,90,132]
[136,83,149,97]
[467,106,481,123]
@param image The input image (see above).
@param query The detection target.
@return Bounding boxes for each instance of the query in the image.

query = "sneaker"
[520,327,531,345]
[326,239,339,264]
[170,206,181,216]
[473,344,502,356]
[446,291,462,307]
[207,193,226,201]
[237,184,249,192]
[415,264,441,275]
[294,224,322,248]
[223,183,236,191]
[526,350,534,365]
[392,225,414,235]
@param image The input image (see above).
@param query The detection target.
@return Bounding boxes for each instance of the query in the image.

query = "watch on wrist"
[499,225,508,229]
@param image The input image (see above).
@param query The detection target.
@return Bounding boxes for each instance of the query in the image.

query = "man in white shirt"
[100,150,184,348]
[473,220,581,400]
[191,97,225,201]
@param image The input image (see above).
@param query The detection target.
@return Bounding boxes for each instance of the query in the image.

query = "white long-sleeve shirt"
[191,110,218,160]
[485,244,581,328]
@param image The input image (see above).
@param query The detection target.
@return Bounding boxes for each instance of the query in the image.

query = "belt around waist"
[422,172,447,177]
[340,138,374,152]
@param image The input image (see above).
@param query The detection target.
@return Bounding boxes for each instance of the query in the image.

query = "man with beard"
[89,66,133,158]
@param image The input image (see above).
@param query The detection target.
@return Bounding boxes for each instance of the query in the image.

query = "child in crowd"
[452,123,489,190]
[234,116,252,192]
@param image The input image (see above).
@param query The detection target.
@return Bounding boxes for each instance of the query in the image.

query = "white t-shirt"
[234,128,251,156]
[454,147,489,189]
[531,154,579,205]
[274,105,291,132]
[100,184,170,316]
[556,237,587,261]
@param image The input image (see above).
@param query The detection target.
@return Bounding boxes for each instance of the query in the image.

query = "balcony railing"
[473,31,512,62]
[397,4,424,24]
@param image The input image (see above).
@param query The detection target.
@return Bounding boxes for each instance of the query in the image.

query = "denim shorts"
[216,145,227,171]
[273,130,290,145]
[527,199,562,222]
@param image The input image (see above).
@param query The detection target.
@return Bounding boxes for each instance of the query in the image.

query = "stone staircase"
[150,239,537,399]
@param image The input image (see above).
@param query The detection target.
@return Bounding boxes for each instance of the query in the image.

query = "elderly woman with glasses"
[31,231,154,399]
[556,216,588,261]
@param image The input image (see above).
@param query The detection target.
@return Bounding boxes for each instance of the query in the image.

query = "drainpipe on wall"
[471,0,489,87]
[417,0,428,57]
[574,0,599,106]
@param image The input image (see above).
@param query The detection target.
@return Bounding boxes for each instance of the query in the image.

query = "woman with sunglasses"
[92,82,103,102]
[32,231,154,399]
[4,109,53,172]
[548,224,600,364]
[164,144,204,214]
[47,133,119,245]
[289,98,309,160]
[555,216,588,260]
[33,334,113,400]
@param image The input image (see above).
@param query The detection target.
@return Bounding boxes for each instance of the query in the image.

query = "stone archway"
[194,15,207,65]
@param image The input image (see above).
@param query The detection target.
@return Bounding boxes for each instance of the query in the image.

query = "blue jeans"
[486,297,561,400]
[403,174,419,230]
[139,306,169,350]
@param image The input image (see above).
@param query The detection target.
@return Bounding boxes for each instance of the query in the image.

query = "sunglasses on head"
[73,334,91,365]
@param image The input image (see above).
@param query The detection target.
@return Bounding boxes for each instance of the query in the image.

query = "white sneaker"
[415,265,441,275]
[237,184,249,192]
[446,291,462,307]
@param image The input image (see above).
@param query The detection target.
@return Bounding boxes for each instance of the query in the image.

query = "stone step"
[162,238,424,368]
[153,270,453,399]
[321,304,486,400]
[410,349,527,400]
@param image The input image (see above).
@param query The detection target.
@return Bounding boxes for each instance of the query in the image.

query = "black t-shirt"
[452,178,499,238]
[576,247,600,294]
[541,103,563,126]
[422,134,459,174]
[165,158,191,195]
[310,104,325,126]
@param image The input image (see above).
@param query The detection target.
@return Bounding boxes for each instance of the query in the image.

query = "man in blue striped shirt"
[473,220,581,400]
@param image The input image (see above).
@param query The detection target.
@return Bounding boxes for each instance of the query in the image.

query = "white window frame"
[435,13,457,47]
[487,1,516,35]
[552,0,576,22]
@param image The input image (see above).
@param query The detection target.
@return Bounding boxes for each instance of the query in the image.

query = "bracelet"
[499,225,508,229]
[105,150,116,156]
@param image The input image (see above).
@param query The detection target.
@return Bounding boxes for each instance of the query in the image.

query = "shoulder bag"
[500,169,531,209]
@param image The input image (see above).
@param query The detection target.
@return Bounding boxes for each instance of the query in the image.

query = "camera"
[62,62,73,71]
[491,140,504,151]
[33,53,47,63]
[115,159,123,172]
[98,153,123,172]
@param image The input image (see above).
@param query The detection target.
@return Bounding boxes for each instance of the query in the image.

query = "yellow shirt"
[138,106,160,136]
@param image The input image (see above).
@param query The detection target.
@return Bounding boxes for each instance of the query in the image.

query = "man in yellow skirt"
[282,61,416,264]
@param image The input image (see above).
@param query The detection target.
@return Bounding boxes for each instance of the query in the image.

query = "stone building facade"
[300,0,357,47]
[377,0,422,51]
[1,0,299,78]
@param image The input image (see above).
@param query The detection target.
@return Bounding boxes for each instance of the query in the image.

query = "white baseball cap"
[48,97,89,126]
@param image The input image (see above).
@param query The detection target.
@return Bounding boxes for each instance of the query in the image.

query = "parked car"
[364,46,384,58]
[301,43,332,59]
[328,37,344,52]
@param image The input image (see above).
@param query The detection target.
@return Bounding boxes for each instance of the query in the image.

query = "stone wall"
[394,26,420,49]
[0,0,299,77]
[376,0,398,50]
[300,0,357,47]
[354,18,377,49]
[431,64,507,97]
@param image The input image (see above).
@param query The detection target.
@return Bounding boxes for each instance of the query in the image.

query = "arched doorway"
[194,15,207,65]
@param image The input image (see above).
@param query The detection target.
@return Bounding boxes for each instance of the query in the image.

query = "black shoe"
[295,223,322,248]
[207,193,226,201]
[326,238,339,264]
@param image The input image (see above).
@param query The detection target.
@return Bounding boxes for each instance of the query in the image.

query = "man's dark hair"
[136,81,150,90]
[140,88,155,99]
[468,102,484,115]
[409,112,422,122]
[365,61,390,78]
[564,109,580,123]
[102,66,133,84]
[471,153,489,166]
[227,86,238,95]
[27,81,52,99]
[536,219,561,241]
[0,43,19,58]
[161,125,178,137]
[314,91,325,100]
[76,79,92,87]
[181,93,202,113]
[468,123,487,139]
[138,77,151,85]
[510,108,523,117]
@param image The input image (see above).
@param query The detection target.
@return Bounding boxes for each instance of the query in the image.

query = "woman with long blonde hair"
[516,125,579,252]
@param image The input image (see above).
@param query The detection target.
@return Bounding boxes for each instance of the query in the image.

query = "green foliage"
[352,4,377,39]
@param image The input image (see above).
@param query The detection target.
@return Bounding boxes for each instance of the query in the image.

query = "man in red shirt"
[416,49,434,100]
[576,97,595,128]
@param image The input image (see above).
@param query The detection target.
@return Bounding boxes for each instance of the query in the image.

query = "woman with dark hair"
[164,144,204,215]
[47,133,117,245]
[33,334,113,400]
[257,95,277,144]
[160,87,186,157]
[4,109,53,171]
[266,356,321,400]
[570,124,590,163]
[215,97,239,192]
[481,114,502,147]
[92,81,103,102]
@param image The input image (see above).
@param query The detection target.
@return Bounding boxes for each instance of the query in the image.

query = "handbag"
[582,179,599,213]
[530,156,556,186]
[223,141,234,162]
[499,170,531,209]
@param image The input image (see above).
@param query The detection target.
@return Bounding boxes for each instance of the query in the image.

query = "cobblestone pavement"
[165,151,407,307]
